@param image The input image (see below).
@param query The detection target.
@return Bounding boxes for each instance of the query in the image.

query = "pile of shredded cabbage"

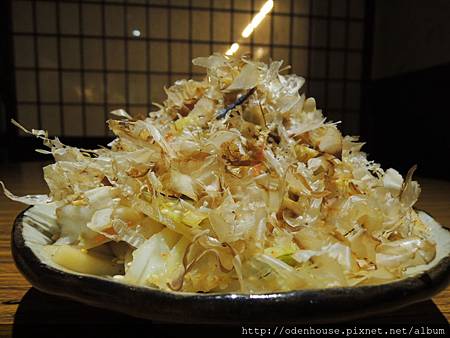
[3,54,436,293]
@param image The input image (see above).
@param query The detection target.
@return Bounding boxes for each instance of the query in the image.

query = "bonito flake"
[2,54,436,293]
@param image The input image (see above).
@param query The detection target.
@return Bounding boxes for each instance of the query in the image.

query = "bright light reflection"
[254,47,265,60]
[225,42,240,56]
[241,0,274,38]
[131,29,141,38]
[224,0,274,56]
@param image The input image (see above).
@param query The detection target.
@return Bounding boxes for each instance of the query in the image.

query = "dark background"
[0,0,449,180]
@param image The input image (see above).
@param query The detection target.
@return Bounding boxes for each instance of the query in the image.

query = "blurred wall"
[372,0,450,79]
[365,0,450,179]
[6,0,367,143]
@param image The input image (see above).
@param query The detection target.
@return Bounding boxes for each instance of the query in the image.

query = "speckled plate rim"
[11,207,450,324]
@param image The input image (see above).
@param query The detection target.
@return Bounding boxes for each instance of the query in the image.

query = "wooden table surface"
[0,162,449,328]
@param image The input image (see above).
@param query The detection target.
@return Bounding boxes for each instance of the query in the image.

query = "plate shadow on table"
[11,288,448,338]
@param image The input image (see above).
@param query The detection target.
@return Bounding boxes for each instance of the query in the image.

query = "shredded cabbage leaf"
[2,54,437,293]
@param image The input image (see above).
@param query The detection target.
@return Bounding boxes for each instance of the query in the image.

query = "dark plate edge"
[11,207,450,324]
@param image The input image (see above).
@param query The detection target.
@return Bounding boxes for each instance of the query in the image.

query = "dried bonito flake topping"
[2,54,436,293]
